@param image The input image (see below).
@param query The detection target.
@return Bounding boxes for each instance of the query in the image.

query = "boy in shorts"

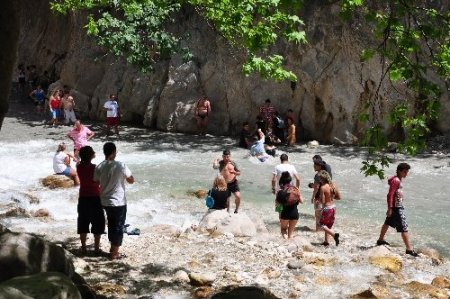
[376,163,418,257]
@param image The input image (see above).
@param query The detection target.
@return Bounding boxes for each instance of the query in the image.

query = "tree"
[341,0,450,178]
[50,0,306,81]
[51,0,450,178]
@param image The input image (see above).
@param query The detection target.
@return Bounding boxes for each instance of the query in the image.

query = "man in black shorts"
[376,163,418,257]
[212,149,241,213]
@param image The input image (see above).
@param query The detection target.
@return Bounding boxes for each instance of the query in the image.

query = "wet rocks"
[187,189,208,199]
[287,260,305,270]
[369,256,403,273]
[432,276,450,289]
[173,270,190,283]
[92,282,126,297]
[188,272,216,286]
[41,175,74,189]
[404,281,448,299]
[211,286,280,299]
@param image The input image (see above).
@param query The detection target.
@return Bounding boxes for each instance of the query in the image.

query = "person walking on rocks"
[275,171,303,239]
[212,149,241,213]
[376,163,418,257]
[103,94,120,136]
[76,146,105,255]
[310,156,332,231]
[317,170,341,246]
[271,153,300,194]
[94,142,134,260]
[67,120,95,159]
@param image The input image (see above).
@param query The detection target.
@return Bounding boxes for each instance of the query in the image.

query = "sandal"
[405,249,418,257]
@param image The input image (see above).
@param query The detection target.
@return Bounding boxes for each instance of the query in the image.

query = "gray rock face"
[0,232,75,282]
[13,1,449,142]
[0,272,81,299]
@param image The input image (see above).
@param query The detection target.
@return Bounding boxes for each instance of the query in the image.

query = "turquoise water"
[1,133,449,255]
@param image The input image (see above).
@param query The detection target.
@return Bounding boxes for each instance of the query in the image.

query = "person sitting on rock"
[208,174,231,212]
[53,142,79,186]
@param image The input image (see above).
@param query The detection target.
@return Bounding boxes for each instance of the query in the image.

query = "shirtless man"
[195,96,211,135]
[212,149,241,213]
[61,90,77,125]
[318,170,341,246]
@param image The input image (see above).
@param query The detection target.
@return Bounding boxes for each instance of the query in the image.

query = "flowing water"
[1,126,449,257]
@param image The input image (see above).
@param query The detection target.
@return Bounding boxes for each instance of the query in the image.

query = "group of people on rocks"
[47,90,131,260]
[46,91,418,260]
[206,149,418,256]
[239,99,298,161]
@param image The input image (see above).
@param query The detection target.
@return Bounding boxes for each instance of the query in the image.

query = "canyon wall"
[13,1,449,142]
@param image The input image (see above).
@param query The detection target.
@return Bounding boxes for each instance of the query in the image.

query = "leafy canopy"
[342,0,449,178]
[51,0,306,81]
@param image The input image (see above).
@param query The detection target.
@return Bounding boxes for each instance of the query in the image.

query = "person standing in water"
[212,149,241,213]
[94,142,134,260]
[376,162,418,257]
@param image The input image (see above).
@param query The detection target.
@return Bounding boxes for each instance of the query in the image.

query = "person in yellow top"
[286,117,296,146]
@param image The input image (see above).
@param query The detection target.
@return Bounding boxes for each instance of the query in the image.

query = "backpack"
[277,185,301,206]
[205,189,214,208]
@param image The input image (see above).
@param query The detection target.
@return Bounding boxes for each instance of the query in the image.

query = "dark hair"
[79,146,94,163]
[222,149,231,156]
[243,121,249,126]
[314,160,327,169]
[396,163,411,174]
[280,153,288,162]
[265,99,271,103]
[313,155,322,162]
[279,171,292,187]
[103,142,116,157]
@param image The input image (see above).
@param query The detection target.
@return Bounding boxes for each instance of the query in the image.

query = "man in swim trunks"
[195,96,211,135]
[318,170,341,246]
[212,149,241,213]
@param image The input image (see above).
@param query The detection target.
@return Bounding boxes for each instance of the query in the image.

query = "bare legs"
[280,219,298,239]
[378,224,414,251]
[79,233,102,254]
[233,191,241,213]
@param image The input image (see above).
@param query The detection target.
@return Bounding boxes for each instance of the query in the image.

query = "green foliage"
[343,0,450,178]
[51,0,306,80]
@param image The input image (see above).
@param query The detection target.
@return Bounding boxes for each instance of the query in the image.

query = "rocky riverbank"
[1,101,450,299]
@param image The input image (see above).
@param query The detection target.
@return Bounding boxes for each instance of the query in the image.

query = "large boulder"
[0,272,81,299]
[198,210,258,237]
[0,232,75,282]
[41,175,74,189]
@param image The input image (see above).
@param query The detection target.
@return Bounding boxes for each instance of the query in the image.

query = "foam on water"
[1,138,450,256]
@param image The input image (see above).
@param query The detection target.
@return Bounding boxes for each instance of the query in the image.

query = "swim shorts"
[77,196,105,234]
[227,179,240,193]
[57,167,71,177]
[384,207,408,232]
[320,206,336,229]
[106,117,119,126]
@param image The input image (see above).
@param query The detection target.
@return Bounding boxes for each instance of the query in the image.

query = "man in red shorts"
[103,94,120,136]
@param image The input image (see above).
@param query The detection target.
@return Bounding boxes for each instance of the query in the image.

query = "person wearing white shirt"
[271,153,300,194]
[94,142,134,260]
[103,94,120,136]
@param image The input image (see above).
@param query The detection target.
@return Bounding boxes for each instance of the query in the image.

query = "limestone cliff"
[13,1,449,142]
